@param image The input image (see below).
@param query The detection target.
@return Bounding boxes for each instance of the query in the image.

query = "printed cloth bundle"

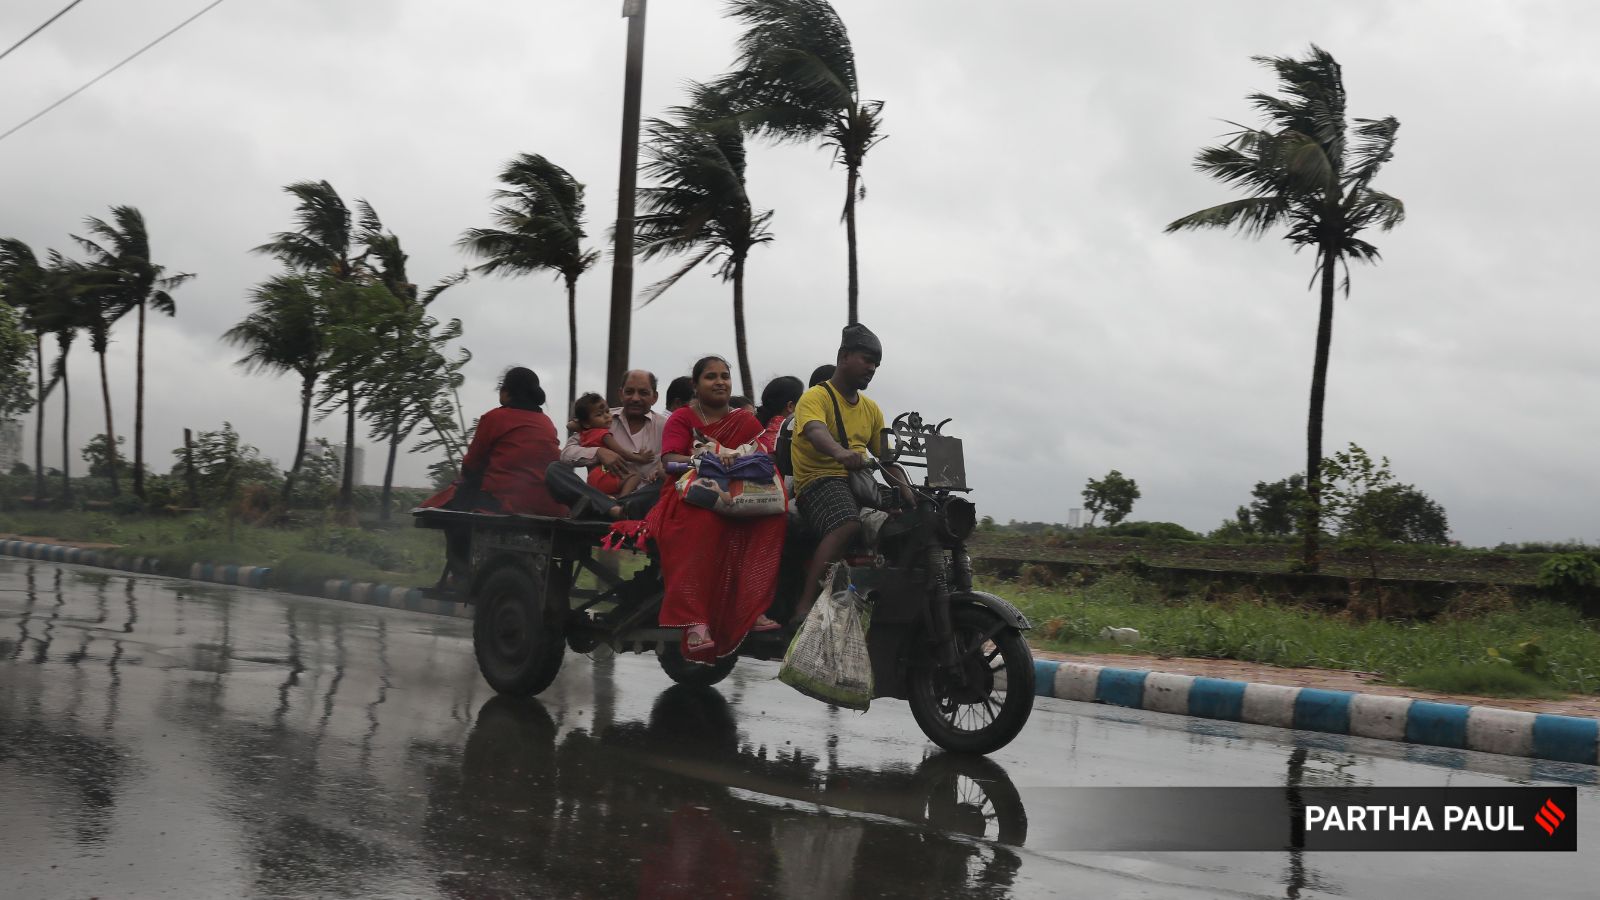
[675,439,789,517]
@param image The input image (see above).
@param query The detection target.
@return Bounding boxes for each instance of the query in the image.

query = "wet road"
[2,558,1597,899]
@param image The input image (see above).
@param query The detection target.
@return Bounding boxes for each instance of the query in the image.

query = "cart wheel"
[912,753,1028,844]
[908,605,1034,755]
[656,641,737,687]
[473,566,565,696]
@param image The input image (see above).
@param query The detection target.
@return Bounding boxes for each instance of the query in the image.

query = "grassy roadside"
[969,533,1557,584]
[987,572,1600,697]
[0,508,445,590]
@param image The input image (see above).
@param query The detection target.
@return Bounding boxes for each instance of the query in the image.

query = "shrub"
[1536,553,1600,602]
[308,527,413,571]
[1106,521,1201,541]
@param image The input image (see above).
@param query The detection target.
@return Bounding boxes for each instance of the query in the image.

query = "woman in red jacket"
[425,367,570,589]
[458,366,568,516]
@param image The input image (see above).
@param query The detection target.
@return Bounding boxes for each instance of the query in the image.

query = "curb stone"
[1034,658,1600,767]
[0,538,470,621]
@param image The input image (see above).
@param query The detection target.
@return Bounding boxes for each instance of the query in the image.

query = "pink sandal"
[751,615,782,633]
[684,625,715,653]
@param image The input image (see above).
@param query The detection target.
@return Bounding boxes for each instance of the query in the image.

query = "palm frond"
[638,245,717,307]
[1165,197,1289,237]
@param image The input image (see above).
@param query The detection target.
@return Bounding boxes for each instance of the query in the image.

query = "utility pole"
[605,0,648,403]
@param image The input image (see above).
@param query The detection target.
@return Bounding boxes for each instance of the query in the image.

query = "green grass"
[988,572,1600,695]
[1399,662,1566,699]
[0,509,445,589]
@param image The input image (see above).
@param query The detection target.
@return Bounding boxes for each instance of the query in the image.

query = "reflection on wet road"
[2,558,1596,899]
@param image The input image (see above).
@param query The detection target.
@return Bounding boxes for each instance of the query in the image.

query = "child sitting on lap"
[574,392,654,498]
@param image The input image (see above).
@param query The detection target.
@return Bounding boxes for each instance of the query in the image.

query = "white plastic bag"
[779,564,873,710]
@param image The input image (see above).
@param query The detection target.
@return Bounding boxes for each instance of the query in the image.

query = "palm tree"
[255,181,369,509]
[222,273,334,502]
[458,154,598,415]
[40,253,92,502]
[722,0,884,325]
[635,82,776,398]
[350,205,466,519]
[1166,46,1404,571]
[0,239,53,505]
[73,207,193,501]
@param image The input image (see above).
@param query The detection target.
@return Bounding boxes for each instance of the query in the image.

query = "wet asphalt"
[1,557,1597,900]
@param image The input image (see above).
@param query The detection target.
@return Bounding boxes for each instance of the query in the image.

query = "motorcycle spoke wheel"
[908,606,1035,754]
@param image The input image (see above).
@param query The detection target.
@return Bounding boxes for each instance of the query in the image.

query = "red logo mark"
[1534,799,1566,836]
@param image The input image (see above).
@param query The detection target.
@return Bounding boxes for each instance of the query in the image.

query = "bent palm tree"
[458,154,598,415]
[255,180,371,509]
[74,207,193,500]
[635,82,775,399]
[722,0,883,325]
[223,273,334,502]
[1166,45,1404,571]
[40,253,92,502]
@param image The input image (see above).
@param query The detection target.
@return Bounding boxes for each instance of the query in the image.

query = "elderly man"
[545,369,666,519]
[789,324,915,624]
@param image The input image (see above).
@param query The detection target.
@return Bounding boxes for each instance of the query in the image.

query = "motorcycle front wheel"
[908,605,1035,754]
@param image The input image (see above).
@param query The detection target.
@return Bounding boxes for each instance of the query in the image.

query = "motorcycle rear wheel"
[908,605,1035,754]
[656,641,738,687]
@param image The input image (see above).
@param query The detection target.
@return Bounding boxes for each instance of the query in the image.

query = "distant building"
[0,419,22,474]
[304,440,366,487]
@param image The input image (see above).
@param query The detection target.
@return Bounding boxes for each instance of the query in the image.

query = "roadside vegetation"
[996,570,1600,697]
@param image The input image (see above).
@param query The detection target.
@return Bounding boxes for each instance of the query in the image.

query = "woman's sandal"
[751,615,782,633]
[684,625,715,653]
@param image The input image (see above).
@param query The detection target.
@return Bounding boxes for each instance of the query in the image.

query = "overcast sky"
[2,0,1597,547]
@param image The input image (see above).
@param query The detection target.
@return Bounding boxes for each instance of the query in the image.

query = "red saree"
[648,405,787,663]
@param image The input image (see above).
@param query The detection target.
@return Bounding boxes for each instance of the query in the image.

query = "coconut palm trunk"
[96,350,119,495]
[565,275,578,416]
[731,258,754,399]
[1302,243,1338,569]
[283,375,315,502]
[58,353,71,502]
[133,299,146,499]
[380,421,401,521]
[340,386,356,511]
[32,335,45,505]
[845,165,860,325]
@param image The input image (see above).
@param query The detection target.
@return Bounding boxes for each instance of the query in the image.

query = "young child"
[574,392,655,497]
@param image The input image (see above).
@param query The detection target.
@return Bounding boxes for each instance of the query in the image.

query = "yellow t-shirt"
[791,383,886,492]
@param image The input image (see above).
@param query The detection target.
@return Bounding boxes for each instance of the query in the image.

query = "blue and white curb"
[189,562,271,589]
[0,539,158,574]
[321,579,472,620]
[1035,659,1600,766]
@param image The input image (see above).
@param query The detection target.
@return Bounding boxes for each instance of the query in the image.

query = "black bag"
[822,383,882,509]
[774,415,796,477]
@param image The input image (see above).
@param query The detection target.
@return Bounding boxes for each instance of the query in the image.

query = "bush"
[1536,553,1600,602]
[1105,521,1201,541]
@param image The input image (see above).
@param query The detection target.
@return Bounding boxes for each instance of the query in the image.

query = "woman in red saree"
[648,356,787,662]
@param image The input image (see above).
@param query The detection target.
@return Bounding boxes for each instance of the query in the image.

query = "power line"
[0,0,228,146]
[0,0,87,64]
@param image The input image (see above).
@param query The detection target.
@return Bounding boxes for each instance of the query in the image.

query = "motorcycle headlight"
[940,497,976,543]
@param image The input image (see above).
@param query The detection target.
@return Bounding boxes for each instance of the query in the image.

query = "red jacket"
[449,406,568,516]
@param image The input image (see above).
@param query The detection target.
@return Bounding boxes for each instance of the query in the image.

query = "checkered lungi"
[797,476,897,537]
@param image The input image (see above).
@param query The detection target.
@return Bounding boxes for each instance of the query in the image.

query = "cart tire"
[656,642,737,687]
[473,566,565,696]
[908,605,1034,755]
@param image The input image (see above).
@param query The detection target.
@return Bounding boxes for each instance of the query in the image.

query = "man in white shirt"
[546,369,666,519]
